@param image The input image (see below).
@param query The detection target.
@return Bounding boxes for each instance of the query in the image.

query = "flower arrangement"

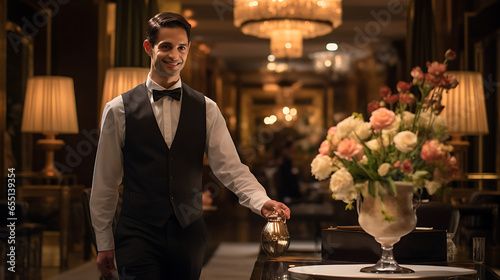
[311,49,460,219]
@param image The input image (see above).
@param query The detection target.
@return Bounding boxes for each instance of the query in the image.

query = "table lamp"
[21,76,79,177]
[100,67,149,118]
[440,71,489,176]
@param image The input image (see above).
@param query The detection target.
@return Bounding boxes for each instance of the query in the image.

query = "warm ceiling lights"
[326,42,339,51]
[234,0,342,58]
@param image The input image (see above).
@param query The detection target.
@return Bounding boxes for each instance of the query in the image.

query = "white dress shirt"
[90,76,271,251]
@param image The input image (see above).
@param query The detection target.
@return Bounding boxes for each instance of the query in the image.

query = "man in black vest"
[90,12,290,280]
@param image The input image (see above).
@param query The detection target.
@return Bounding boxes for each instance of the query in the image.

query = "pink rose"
[420,140,444,163]
[449,75,459,88]
[411,66,424,84]
[449,156,457,166]
[367,100,380,114]
[318,140,331,155]
[383,94,399,104]
[436,153,461,182]
[400,93,415,104]
[423,73,439,89]
[327,126,337,136]
[401,158,413,174]
[370,108,396,130]
[445,164,461,182]
[439,74,459,89]
[379,85,392,98]
[393,160,401,168]
[335,138,364,160]
[396,81,412,92]
[426,61,447,77]
[444,49,456,61]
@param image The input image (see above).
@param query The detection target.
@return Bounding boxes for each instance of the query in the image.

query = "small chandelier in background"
[310,51,351,74]
[234,0,343,58]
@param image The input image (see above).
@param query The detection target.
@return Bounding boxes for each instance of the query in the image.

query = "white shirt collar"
[146,75,182,92]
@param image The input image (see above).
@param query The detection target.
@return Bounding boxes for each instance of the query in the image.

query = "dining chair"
[416,201,460,235]
[0,200,44,280]
[459,191,500,246]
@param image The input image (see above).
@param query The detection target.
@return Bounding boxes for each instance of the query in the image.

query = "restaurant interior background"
[1,0,500,279]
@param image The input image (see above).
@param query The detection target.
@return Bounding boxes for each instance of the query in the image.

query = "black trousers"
[114,215,210,280]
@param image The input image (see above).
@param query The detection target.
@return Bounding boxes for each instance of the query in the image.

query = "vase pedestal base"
[359,245,416,274]
[360,264,415,274]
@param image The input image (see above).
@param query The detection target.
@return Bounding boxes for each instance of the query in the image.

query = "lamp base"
[40,166,62,178]
[37,136,65,178]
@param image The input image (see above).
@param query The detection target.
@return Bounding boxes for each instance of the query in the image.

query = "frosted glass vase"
[357,181,418,273]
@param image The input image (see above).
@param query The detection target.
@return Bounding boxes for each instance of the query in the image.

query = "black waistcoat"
[120,83,206,228]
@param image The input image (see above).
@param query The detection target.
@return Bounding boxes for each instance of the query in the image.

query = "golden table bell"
[261,208,290,257]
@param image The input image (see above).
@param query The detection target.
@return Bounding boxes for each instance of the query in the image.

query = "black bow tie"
[153,88,181,102]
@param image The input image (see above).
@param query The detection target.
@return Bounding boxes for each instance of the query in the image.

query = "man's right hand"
[96,249,116,276]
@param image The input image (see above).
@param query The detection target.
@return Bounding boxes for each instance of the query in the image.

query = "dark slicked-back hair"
[146,12,191,47]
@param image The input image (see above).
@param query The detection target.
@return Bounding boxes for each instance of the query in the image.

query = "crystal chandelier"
[234,0,342,58]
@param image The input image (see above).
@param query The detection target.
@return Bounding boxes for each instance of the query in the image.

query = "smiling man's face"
[144,27,190,86]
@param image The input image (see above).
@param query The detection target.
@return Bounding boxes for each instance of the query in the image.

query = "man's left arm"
[204,99,290,219]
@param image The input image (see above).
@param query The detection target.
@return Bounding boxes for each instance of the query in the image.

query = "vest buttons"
[169,156,174,161]
[169,175,174,180]
[170,196,174,200]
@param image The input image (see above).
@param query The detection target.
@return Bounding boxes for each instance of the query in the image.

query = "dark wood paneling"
[50,0,100,189]
[1,0,7,197]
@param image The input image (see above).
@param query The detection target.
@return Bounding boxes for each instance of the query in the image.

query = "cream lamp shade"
[21,76,79,177]
[100,67,150,116]
[441,71,489,135]
[21,76,79,134]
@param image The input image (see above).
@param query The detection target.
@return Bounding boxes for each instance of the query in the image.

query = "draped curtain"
[406,0,438,74]
[114,0,158,67]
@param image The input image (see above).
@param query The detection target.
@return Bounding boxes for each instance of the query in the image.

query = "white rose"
[365,138,381,152]
[417,111,430,127]
[330,168,356,204]
[382,134,391,146]
[377,163,392,176]
[425,180,442,195]
[393,131,418,153]
[336,116,358,139]
[402,111,415,129]
[311,154,334,180]
[337,116,369,140]
[382,115,401,137]
[354,122,372,140]
[359,155,368,165]
[432,115,448,140]
[432,115,447,131]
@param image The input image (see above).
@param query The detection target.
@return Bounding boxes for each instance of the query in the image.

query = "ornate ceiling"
[180,0,407,85]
